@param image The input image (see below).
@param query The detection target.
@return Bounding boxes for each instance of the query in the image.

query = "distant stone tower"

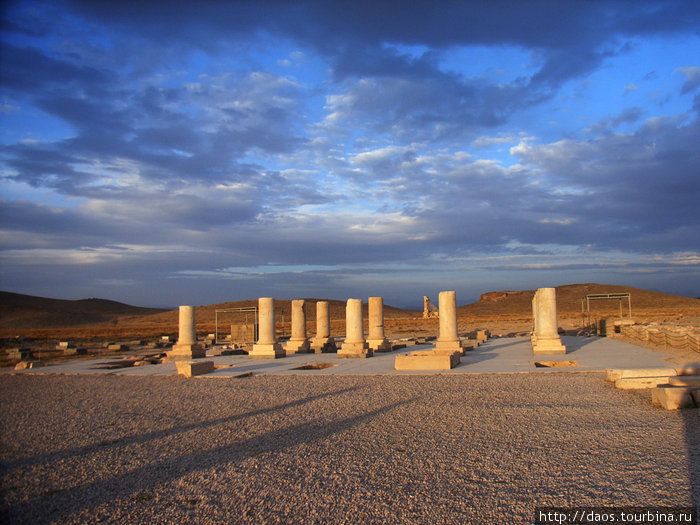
[423,296,439,319]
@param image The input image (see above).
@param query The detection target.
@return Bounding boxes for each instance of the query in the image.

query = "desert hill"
[461,283,700,319]
[0,291,167,330]
[1,284,697,340]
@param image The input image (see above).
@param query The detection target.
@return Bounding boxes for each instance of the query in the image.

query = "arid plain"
[1,283,698,524]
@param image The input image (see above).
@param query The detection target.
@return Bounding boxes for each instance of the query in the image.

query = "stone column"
[367,296,391,352]
[167,305,205,360]
[338,298,372,358]
[249,297,285,359]
[532,287,566,354]
[433,291,463,355]
[285,299,310,354]
[531,291,538,344]
[311,301,336,353]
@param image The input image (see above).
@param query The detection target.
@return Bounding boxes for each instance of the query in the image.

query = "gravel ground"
[0,373,698,524]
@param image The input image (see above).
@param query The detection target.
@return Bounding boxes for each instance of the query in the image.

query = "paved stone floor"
[2,335,688,377]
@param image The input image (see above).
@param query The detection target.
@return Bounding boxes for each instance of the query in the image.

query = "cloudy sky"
[1,0,699,308]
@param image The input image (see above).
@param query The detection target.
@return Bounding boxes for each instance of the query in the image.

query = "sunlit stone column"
[167,305,205,360]
[285,299,310,354]
[433,291,463,355]
[249,297,285,359]
[338,298,372,358]
[367,296,391,352]
[531,291,539,344]
[311,301,336,353]
[532,287,566,354]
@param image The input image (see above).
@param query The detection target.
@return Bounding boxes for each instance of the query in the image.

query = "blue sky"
[1,0,699,309]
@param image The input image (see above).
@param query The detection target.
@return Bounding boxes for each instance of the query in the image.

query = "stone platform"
[3,335,691,378]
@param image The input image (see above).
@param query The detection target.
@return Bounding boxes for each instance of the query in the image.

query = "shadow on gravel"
[2,396,418,523]
[682,397,700,513]
[0,386,360,472]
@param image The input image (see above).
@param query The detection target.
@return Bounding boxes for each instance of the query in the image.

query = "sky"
[1,0,699,309]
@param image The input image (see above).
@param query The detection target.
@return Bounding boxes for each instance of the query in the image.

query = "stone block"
[692,390,700,407]
[605,367,677,382]
[63,347,87,356]
[107,344,129,351]
[311,337,337,353]
[249,343,285,359]
[8,348,33,360]
[175,360,214,378]
[167,343,206,360]
[367,338,392,352]
[532,338,566,354]
[14,361,45,370]
[285,339,311,355]
[338,341,372,358]
[668,375,700,387]
[475,329,489,342]
[433,340,464,355]
[395,351,460,370]
[675,363,700,376]
[615,377,671,390]
[651,386,698,410]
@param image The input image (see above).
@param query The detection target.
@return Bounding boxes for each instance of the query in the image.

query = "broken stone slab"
[693,390,700,407]
[395,350,460,370]
[668,375,700,387]
[605,367,678,382]
[651,386,699,410]
[8,348,33,360]
[14,361,45,370]
[175,360,215,378]
[615,376,671,390]
[63,347,87,356]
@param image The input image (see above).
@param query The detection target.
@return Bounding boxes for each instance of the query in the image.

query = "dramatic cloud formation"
[1,0,699,307]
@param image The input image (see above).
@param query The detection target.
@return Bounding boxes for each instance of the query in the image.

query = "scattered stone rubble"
[606,364,700,410]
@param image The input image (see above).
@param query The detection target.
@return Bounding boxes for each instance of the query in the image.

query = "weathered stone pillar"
[249,297,285,359]
[367,296,391,352]
[311,301,336,353]
[167,305,205,360]
[285,299,310,354]
[338,298,372,358]
[532,287,566,354]
[433,291,463,355]
[531,291,539,344]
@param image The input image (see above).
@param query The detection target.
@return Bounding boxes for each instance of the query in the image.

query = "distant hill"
[1,284,697,334]
[0,291,168,329]
[460,283,700,318]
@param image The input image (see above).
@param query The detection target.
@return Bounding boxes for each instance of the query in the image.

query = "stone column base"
[434,340,464,355]
[338,341,372,358]
[368,338,392,352]
[311,337,336,353]
[167,343,205,360]
[285,339,310,354]
[249,343,285,359]
[532,337,566,354]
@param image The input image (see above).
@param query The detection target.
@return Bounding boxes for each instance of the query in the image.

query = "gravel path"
[0,373,698,524]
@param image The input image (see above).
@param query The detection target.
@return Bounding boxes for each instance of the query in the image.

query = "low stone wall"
[619,324,700,353]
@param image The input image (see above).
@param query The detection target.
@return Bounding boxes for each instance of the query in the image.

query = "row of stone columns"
[248,296,393,359]
[169,290,466,361]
